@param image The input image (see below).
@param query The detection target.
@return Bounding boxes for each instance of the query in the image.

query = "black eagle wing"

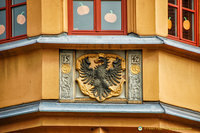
[80,57,95,85]
[106,57,122,86]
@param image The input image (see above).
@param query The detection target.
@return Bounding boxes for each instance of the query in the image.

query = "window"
[0,0,27,43]
[68,0,127,35]
[168,0,198,46]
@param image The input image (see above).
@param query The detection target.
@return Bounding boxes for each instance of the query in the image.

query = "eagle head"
[94,53,106,64]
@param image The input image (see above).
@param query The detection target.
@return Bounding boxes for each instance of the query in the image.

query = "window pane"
[12,5,27,37]
[168,0,177,5]
[12,0,26,5]
[182,0,194,10]
[168,6,177,36]
[0,10,6,40]
[0,0,6,8]
[101,0,121,30]
[73,0,94,30]
[182,10,194,41]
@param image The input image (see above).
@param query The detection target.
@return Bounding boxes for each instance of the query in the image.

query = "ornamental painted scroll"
[76,53,125,102]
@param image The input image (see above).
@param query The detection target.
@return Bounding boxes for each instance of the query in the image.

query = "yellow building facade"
[0,0,200,132]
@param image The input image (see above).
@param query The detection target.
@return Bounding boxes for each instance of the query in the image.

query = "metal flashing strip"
[0,33,163,52]
[0,38,37,52]
[0,33,200,56]
[161,103,200,122]
[39,101,163,113]
[158,36,200,54]
[0,101,39,119]
[0,100,200,123]
[36,33,163,44]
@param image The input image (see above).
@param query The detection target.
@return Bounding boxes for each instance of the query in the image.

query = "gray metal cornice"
[39,101,164,113]
[0,33,162,52]
[0,100,200,123]
[157,36,200,54]
[0,101,39,119]
[0,33,200,55]
[0,38,37,52]
[36,33,163,44]
[160,103,200,122]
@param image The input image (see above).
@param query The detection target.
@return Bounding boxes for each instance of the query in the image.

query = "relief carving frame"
[59,50,143,103]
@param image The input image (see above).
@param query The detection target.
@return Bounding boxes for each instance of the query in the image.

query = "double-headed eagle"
[76,53,125,102]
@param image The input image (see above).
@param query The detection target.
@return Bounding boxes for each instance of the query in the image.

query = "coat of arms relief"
[60,50,142,103]
[76,53,126,102]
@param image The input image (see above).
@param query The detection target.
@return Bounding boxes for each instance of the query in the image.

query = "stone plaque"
[127,51,143,103]
[59,50,74,100]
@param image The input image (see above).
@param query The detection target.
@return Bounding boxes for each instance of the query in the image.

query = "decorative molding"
[0,100,200,123]
[59,50,74,100]
[0,101,40,119]
[0,38,37,52]
[160,103,200,122]
[127,51,142,103]
[36,33,163,44]
[1,34,200,56]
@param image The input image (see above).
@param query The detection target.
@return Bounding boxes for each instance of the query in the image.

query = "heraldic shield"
[76,53,126,102]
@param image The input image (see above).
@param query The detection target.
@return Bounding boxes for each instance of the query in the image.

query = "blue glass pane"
[12,0,26,5]
[168,0,177,5]
[168,6,177,36]
[101,0,121,30]
[73,0,94,30]
[0,10,6,40]
[183,0,194,10]
[182,11,194,41]
[0,0,6,8]
[12,5,27,37]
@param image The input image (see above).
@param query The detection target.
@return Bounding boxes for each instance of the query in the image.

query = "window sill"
[68,31,127,35]
[0,33,200,60]
[167,35,198,47]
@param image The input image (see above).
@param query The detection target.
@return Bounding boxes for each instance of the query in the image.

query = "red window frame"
[68,0,127,35]
[168,0,199,46]
[0,0,27,44]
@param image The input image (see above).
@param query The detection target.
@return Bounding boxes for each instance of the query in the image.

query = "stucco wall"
[0,49,59,108]
[0,49,200,112]
[42,49,59,99]
[143,49,159,101]
[1,114,199,133]
[0,49,42,108]
[159,51,200,112]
